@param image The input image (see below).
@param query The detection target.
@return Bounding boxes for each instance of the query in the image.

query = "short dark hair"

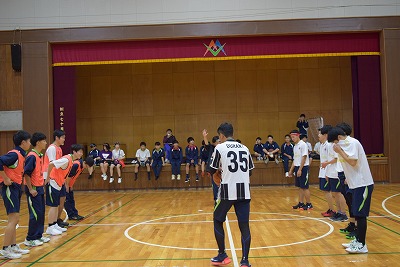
[256,137,262,141]
[13,130,31,146]
[187,137,194,143]
[300,134,308,139]
[85,156,94,167]
[53,129,65,141]
[155,141,161,146]
[90,143,96,147]
[290,129,300,135]
[217,122,233,138]
[336,122,352,136]
[328,127,346,143]
[236,139,242,143]
[285,134,290,138]
[319,125,333,135]
[166,129,172,132]
[103,143,110,150]
[300,114,306,118]
[202,140,205,146]
[31,132,46,147]
[268,135,273,139]
[71,144,84,153]
[212,136,219,143]
[140,141,146,147]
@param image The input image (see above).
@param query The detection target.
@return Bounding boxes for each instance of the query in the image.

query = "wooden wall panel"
[76,57,353,155]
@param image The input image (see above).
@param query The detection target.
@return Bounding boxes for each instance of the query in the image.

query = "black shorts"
[46,184,61,207]
[319,178,330,191]
[352,184,374,217]
[214,199,251,223]
[1,183,22,214]
[60,184,67,197]
[294,166,309,189]
[329,178,341,192]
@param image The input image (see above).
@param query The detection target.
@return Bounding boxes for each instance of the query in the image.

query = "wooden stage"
[1,183,400,266]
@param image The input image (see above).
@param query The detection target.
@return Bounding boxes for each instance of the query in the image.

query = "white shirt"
[293,140,309,167]
[210,140,254,201]
[314,142,321,154]
[318,141,328,178]
[112,149,125,160]
[337,136,374,189]
[136,148,150,161]
[325,143,338,178]
[306,142,312,152]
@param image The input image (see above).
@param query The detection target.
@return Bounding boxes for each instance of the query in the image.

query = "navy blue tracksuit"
[170,147,183,175]
[152,148,165,179]
[281,142,294,172]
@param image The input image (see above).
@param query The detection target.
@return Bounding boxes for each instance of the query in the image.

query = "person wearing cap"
[110,142,125,184]
[87,143,100,179]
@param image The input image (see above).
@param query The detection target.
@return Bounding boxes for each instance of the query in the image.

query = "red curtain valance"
[52,32,380,66]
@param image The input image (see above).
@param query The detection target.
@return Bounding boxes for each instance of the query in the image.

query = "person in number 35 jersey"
[209,122,254,267]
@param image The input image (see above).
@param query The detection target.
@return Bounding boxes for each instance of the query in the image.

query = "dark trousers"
[211,174,219,201]
[25,186,45,241]
[152,160,163,177]
[282,156,292,172]
[171,159,181,175]
[65,189,78,217]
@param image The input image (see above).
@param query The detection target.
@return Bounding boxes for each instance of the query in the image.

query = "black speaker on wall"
[11,44,21,72]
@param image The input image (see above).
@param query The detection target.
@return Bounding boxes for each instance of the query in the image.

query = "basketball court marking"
[124,212,334,251]
[225,216,239,267]
[382,193,400,219]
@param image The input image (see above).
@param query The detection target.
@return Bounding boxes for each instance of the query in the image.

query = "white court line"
[382,193,400,219]
[225,216,239,267]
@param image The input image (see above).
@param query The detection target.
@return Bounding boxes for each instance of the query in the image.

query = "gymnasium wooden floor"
[1,183,400,266]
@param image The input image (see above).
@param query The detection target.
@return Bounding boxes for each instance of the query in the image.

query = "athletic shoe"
[70,215,84,220]
[177,174,181,180]
[330,213,348,222]
[340,223,356,234]
[196,177,199,182]
[211,253,232,266]
[55,224,67,233]
[46,225,62,236]
[321,209,335,217]
[118,178,122,183]
[11,244,29,255]
[102,174,107,181]
[285,172,289,177]
[109,177,114,183]
[292,202,304,209]
[264,158,269,165]
[342,239,358,248]
[240,259,252,267]
[171,175,176,180]
[185,178,189,183]
[24,239,43,247]
[77,215,84,220]
[340,214,349,222]
[57,219,69,227]
[88,174,93,179]
[275,158,279,164]
[300,203,313,211]
[0,247,21,259]
[39,236,51,243]
[346,242,368,254]
[346,231,357,239]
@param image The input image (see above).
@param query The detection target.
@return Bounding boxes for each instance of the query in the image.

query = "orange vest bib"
[49,154,73,187]
[1,149,25,185]
[25,150,44,187]
[69,160,84,188]
[43,144,63,172]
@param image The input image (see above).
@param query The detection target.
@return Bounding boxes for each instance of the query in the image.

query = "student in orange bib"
[65,157,94,220]
[23,132,51,247]
[0,131,31,259]
[45,144,84,236]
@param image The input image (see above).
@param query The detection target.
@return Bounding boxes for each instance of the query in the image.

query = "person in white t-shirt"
[110,142,125,184]
[329,127,374,254]
[134,142,151,181]
[289,130,313,211]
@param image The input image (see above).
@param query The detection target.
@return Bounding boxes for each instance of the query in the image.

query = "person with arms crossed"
[0,131,31,259]
[209,122,254,267]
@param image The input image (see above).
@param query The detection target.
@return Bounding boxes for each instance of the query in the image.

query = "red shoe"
[321,209,335,217]
[211,253,232,266]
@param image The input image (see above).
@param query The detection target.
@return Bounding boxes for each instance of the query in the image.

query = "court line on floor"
[26,194,142,267]
[225,216,239,267]
[382,193,400,219]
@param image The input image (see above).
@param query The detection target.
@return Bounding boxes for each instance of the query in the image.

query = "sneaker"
[109,177,114,183]
[88,174,93,179]
[211,253,232,266]
[0,247,21,259]
[240,259,252,267]
[24,239,43,247]
[76,215,85,220]
[340,223,356,234]
[340,214,349,222]
[171,175,176,180]
[57,219,69,227]
[185,177,190,183]
[285,172,289,177]
[196,177,199,182]
[346,231,357,239]
[69,215,80,220]
[275,158,279,164]
[11,244,29,255]
[264,158,269,165]
[321,209,335,217]
[55,224,67,233]
[345,242,368,254]
[330,212,344,222]
[177,174,181,180]
[118,178,122,183]
[300,203,313,211]
[102,174,107,181]
[292,202,304,209]
[39,236,51,243]
[342,239,358,248]
[46,225,62,236]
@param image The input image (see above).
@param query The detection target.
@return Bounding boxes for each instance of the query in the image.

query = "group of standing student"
[0,130,93,260]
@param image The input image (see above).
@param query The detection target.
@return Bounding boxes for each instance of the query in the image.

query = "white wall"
[0,0,399,31]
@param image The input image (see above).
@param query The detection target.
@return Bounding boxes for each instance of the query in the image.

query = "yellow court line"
[52,52,380,67]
